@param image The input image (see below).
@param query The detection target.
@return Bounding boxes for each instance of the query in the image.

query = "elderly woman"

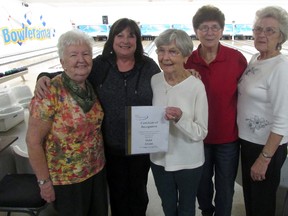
[184,5,247,216]
[26,30,107,216]
[237,6,288,216]
[150,29,208,216]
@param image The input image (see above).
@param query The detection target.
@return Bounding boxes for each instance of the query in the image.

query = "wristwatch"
[261,151,272,159]
[37,178,50,186]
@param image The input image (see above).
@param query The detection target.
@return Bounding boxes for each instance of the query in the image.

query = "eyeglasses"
[198,25,222,32]
[155,48,181,57]
[252,26,280,36]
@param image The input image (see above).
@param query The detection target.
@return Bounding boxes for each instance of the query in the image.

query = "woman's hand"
[39,180,55,203]
[165,107,182,122]
[34,76,51,99]
[186,69,201,79]
[250,155,270,181]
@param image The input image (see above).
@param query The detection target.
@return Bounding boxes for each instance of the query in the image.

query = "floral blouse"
[29,75,105,185]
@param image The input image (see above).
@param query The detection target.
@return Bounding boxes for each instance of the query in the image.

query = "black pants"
[240,139,287,216]
[105,153,150,216]
[53,168,108,216]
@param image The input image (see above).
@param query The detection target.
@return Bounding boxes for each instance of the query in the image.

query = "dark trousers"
[240,139,287,216]
[105,153,150,216]
[197,141,239,216]
[53,168,108,216]
[151,162,203,216]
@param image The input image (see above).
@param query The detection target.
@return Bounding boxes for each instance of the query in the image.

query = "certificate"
[126,106,169,155]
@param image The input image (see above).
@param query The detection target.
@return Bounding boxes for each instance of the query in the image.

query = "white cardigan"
[150,72,208,171]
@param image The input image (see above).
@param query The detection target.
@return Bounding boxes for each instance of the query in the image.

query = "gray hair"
[57,30,93,59]
[254,6,288,50]
[155,29,193,57]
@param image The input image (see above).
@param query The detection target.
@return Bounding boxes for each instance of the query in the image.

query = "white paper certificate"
[126,106,169,155]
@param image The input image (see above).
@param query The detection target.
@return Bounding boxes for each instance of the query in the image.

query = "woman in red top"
[184,5,247,216]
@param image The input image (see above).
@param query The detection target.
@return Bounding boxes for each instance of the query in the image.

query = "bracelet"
[261,151,272,159]
[37,178,51,186]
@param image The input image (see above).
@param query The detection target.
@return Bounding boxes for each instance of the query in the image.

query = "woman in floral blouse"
[26,30,107,216]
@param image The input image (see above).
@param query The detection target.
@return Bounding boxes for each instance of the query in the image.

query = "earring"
[277,43,282,50]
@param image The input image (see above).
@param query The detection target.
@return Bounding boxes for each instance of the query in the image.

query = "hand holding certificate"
[126,106,169,155]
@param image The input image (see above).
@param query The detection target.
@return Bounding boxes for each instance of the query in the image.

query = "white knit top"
[150,72,208,171]
[237,54,288,145]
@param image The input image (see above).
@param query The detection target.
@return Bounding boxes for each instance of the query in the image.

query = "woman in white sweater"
[150,29,208,216]
[237,6,288,216]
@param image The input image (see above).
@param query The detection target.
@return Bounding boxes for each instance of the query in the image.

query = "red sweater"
[185,43,247,144]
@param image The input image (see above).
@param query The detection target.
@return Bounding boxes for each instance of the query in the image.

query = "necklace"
[164,70,191,94]
[257,52,280,60]
[165,70,191,86]
[165,84,173,94]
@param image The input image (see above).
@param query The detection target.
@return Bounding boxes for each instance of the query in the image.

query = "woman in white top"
[150,29,208,216]
[237,6,288,216]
